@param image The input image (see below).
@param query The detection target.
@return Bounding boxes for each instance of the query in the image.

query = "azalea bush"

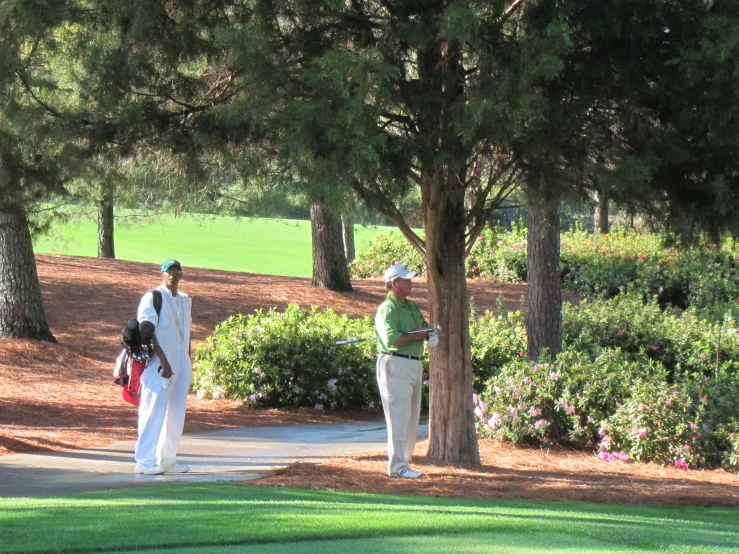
[193,304,430,411]
[351,225,739,317]
[194,304,382,411]
[563,294,739,378]
[350,232,426,278]
[471,293,739,470]
[474,350,659,446]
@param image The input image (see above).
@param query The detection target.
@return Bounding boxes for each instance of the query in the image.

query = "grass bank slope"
[33,214,395,277]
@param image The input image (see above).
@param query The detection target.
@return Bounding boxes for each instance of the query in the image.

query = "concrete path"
[0,422,428,498]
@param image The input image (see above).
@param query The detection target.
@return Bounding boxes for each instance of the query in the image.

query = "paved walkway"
[0,422,428,498]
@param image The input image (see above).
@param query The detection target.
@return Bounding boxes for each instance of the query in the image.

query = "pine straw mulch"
[252,439,739,508]
[0,254,523,457]
[2,254,737,508]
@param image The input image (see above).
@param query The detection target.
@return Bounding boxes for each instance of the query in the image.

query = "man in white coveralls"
[134,259,193,474]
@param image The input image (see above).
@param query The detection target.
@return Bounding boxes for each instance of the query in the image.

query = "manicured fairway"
[1,484,737,554]
[33,213,396,277]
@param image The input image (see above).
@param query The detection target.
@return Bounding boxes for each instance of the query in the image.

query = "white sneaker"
[162,462,190,474]
[394,468,423,479]
[135,464,164,475]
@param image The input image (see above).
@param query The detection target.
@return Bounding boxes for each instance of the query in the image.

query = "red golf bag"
[113,314,158,406]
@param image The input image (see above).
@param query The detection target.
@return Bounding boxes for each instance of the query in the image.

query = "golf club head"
[434,324,444,337]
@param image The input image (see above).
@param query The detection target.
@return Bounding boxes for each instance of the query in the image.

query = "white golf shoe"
[162,462,190,474]
[393,467,423,479]
[135,464,164,475]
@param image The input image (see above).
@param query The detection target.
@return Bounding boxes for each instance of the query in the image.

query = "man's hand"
[427,332,439,348]
[159,364,174,379]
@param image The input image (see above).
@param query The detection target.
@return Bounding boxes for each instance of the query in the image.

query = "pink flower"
[327,379,338,389]
[488,413,502,427]
[638,404,646,412]
[650,345,658,351]
[690,422,697,429]
[314,403,324,411]
[617,327,626,336]
[701,396,708,402]
[474,406,484,419]
[519,351,526,357]
[472,394,478,405]
[565,404,576,415]
[637,428,647,440]
[615,451,629,462]
[599,451,616,462]
[549,372,560,382]
[479,401,488,413]
[529,406,542,417]
[534,419,546,430]
[674,459,689,470]
[704,375,710,382]
[665,398,673,407]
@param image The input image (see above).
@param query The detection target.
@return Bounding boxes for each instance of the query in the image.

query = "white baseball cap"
[383,263,417,283]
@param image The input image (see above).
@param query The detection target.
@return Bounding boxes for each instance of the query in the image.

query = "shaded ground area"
[3,254,736,507]
[254,439,739,508]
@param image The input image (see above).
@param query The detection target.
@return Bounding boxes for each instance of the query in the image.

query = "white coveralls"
[134,285,192,469]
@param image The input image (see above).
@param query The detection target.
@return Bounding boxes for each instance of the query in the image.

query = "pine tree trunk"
[425,184,480,466]
[341,213,355,263]
[593,189,609,235]
[97,187,115,258]
[310,201,352,291]
[526,198,562,361]
[0,207,56,342]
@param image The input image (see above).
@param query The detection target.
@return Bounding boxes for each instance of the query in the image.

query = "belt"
[382,352,421,361]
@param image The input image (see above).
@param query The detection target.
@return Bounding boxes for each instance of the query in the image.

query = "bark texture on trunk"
[341,213,355,263]
[310,201,352,291]
[425,187,480,466]
[0,207,56,341]
[526,199,562,361]
[593,189,609,235]
[97,188,115,258]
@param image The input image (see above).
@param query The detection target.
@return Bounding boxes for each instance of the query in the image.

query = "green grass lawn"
[1,484,737,554]
[32,213,397,278]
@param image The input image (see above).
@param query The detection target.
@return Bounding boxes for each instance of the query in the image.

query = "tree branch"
[350,178,426,255]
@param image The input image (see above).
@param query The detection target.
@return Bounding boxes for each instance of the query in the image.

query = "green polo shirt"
[375,292,429,356]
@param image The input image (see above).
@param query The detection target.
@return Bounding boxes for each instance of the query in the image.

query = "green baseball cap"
[161,259,182,272]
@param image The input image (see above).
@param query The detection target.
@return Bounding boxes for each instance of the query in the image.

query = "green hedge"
[351,225,739,317]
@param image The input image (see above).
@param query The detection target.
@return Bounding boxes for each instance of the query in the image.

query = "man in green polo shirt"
[375,263,439,479]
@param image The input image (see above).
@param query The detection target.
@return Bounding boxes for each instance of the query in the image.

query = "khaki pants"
[376,353,423,476]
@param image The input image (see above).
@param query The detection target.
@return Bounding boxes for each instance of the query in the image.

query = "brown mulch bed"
[2,254,737,507]
[253,439,739,507]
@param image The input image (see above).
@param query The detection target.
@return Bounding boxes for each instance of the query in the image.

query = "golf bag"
[113,290,162,406]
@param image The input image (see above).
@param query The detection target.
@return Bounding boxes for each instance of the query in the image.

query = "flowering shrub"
[563,294,739,378]
[600,380,702,468]
[194,304,383,410]
[352,225,739,318]
[475,350,655,446]
[350,233,426,278]
[470,308,527,389]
